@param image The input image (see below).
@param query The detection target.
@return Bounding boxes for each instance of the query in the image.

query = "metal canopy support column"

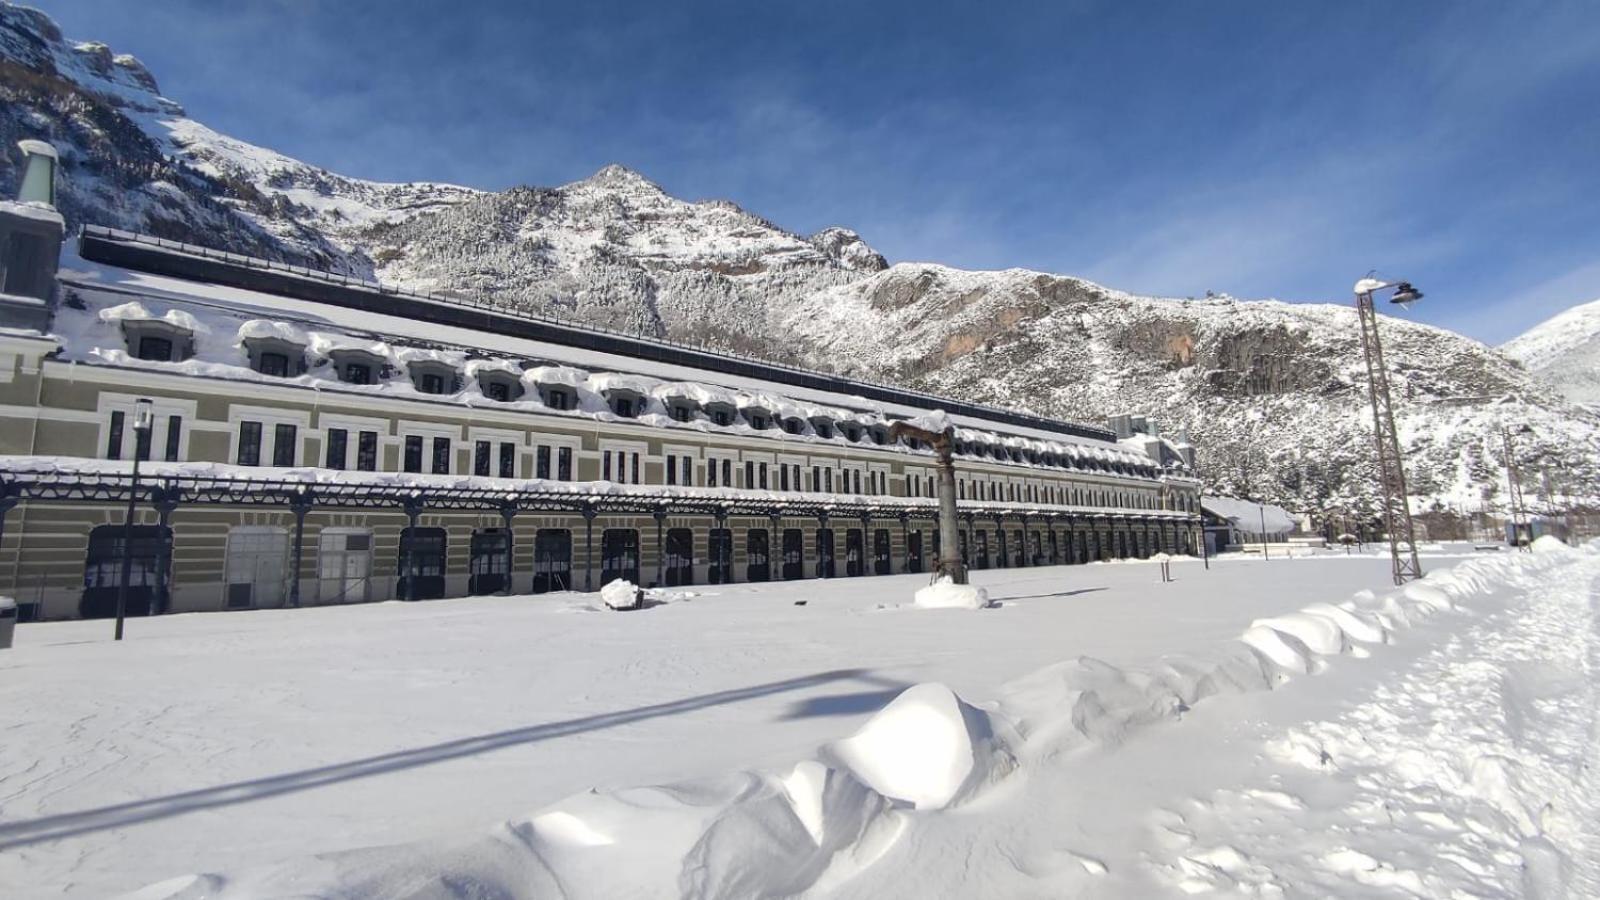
[898,511,910,573]
[1018,513,1030,566]
[288,487,312,608]
[816,509,830,579]
[654,507,667,587]
[715,507,730,583]
[499,499,518,596]
[401,493,425,602]
[582,504,597,592]
[993,514,1007,568]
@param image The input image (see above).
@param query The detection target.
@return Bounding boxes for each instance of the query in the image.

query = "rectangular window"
[604,451,613,482]
[707,458,719,487]
[431,437,451,474]
[558,447,572,481]
[779,465,789,491]
[272,423,297,467]
[259,352,289,377]
[325,428,348,470]
[163,414,182,462]
[666,455,678,486]
[403,435,423,473]
[721,459,731,487]
[345,363,372,385]
[631,453,640,484]
[474,440,491,477]
[107,410,124,460]
[825,468,833,492]
[357,431,378,471]
[134,422,151,462]
[137,335,173,361]
[853,470,862,494]
[812,466,820,492]
[744,461,754,489]
[536,445,551,479]
[237,421,262,466]
[499,442,515,479]
[681,455,692,487]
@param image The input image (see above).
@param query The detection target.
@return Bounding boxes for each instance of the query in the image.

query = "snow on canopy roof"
[1202,496,1297,533]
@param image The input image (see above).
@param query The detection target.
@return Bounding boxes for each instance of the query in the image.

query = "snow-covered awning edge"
[0,456,1199,520]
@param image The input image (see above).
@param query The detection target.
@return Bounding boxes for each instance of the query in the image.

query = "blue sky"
[32,0,1600,343]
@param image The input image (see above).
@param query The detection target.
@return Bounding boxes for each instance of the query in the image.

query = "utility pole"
[1353,277,1425,586]
[889,419,966,585]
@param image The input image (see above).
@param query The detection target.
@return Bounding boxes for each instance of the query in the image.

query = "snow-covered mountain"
[1501,298,1600,409]
[2,1,1595,518]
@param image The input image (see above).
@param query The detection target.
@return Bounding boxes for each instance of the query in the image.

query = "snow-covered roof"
[1201,497,1297,534]
[49,245,1165,479]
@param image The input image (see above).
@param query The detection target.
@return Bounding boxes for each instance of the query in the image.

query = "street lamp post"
[1353,276,1426,586]
[888,420,966,585]
[114,398,154,641]
[1502,424,1534,551]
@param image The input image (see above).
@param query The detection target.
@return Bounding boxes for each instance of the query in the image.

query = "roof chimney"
[16,139,58,207]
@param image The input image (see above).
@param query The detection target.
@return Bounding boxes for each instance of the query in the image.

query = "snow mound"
[912,576,991,609]
[132,768,905,900]
[822,683,1017,810]
[599,579,642,610]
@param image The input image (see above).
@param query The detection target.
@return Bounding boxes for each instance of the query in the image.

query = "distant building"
[0,141,1203,621]
[1201,496,1296,554]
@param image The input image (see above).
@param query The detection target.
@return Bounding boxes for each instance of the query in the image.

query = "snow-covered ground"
[2,546,1596,898]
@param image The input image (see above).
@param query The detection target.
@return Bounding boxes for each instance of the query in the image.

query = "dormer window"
[330,349,386,385]
[743,408,771,430]
[659,397,697,425]
[705,402,736,427]
[243,337,308,378]
[782,417,804,435]
[840,424,862,442]
[812,420,833,439]
[472,364,525,403]
[122,320,195,363]
[869,426,889,445]
[603,389,645,418]
[409,361,460,396]
[538,385,577,411]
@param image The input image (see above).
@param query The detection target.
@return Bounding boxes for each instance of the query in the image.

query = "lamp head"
[1389,282,1423,307]
[132,398,154,432]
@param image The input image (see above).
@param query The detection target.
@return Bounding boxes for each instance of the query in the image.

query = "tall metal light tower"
[1353,276,1425,586]
[1501,424,1533,550]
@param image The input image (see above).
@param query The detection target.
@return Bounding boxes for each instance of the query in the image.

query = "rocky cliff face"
[2,1,1594,518]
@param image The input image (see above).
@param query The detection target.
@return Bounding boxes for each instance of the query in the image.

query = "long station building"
[0,142,1202,621]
